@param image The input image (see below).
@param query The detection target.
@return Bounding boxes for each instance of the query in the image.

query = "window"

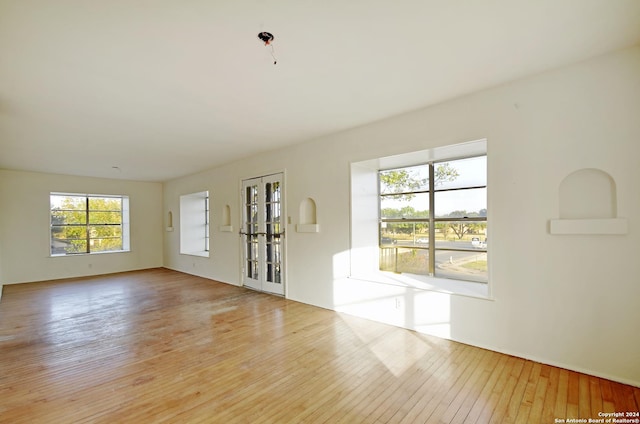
[205,193,210,252]
[50,193,130,255]
[180,191,210,257]
[379,155,487,283]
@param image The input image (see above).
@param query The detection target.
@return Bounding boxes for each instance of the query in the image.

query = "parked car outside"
[471,237,487,248]
[380,236,397,245]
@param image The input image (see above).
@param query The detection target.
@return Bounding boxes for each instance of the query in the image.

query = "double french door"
[241,173,285,295]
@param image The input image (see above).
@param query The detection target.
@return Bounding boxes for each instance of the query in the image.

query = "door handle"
[240,231,285,236]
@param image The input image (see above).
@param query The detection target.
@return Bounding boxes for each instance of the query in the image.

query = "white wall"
[163,46,640,386]
[0,170,163,284]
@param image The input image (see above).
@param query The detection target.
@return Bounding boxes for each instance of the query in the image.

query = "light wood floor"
[0,269,637,423]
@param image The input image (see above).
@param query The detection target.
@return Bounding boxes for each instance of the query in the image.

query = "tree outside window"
[50,194,129,255]
[378,156,487,283]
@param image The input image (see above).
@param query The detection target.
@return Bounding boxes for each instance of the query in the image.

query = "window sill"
[349,271,491,299]
[180,251,210,258]
[50,250,131,258]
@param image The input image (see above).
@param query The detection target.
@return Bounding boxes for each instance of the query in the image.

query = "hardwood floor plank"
[566,370,581,419]
[526,364,549,424]
[578,373,591,419]
[502,359,533,424]
[487,356,527,423]
[387,344,474,422]
[589,375,603,419]
[600,378,617,413]
[0,269,638,424]
[540,365,560,424]
[461,353,509,424]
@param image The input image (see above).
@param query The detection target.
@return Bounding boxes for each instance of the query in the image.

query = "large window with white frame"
[180,191,210,257]
[379,155,487,283]
[350,139,489,297]
[50,193,130,255]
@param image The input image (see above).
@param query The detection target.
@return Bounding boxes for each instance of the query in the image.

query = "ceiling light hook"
[258,32,277,65]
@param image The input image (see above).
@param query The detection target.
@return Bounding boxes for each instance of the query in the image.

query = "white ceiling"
[1,1,639,182]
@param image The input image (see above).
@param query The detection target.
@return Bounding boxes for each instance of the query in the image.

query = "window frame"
[50,193,130,256]
[378,155,487,281]
[179,190,210,258]
[349,139,490,298]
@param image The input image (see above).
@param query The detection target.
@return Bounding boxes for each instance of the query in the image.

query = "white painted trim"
[449,337,640,389]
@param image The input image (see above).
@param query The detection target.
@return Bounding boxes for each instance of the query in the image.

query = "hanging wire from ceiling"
[258,32,277,65]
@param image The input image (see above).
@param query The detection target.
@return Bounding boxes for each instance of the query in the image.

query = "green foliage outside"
[380,163,486,240]
[51,196,123,254]
[381,208,487,241]
[379,163,459,200]
[462,260,488,272]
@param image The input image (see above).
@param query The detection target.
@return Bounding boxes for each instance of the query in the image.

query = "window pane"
[435,250,487,283]
[380,192,429,219]
[91,239,123,252]
[379,246,429,275]
[434,156,486,190]
[268,202,281,223]
[246,186,258,205]
[51,235,87,255]
[51,193,128,255]
[380,222,429,246]
[90,225,122,238]
[51,210,87,225]
[434,188,486,218]
[88,197,121,211]
[379,165,428,195]
[434,221,487,248]
[56,240,87,254]
[52,226,86,241]
[88,211,122,224]
[267,181,281,203]
[51,195,85,210]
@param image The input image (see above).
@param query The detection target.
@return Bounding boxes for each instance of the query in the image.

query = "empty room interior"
[1,1,639,422]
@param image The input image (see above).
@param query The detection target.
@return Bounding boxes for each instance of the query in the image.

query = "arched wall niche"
[166,211,174,232]
[296,197,319,233]
[559,168,616,219]
[219,204,233,232]
[550,168,627,235]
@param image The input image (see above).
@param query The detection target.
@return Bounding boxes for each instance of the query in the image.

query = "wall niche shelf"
[219,204,233,232]
[296,197,319,233]
[549,168,627,235]
[166,211,174,232]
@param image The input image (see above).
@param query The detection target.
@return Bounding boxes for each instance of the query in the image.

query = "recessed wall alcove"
[296,197,319,233]
[550,168,627,234]
[166,211,174,232]
[219,204,233,232]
